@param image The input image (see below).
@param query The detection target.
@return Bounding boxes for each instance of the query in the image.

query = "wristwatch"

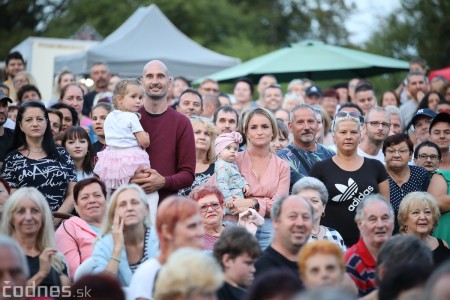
[252,199,260,211]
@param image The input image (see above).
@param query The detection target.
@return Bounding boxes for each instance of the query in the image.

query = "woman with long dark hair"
[1,101,77,214]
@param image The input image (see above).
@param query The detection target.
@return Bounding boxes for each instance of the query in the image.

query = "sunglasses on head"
[20,100,46,108]
[334,111,364,124]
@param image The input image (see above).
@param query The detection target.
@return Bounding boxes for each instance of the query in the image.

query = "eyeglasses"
[417,154,439,161]
[385,148,410,155]
[199,202,221,213]
[365,121,391,129]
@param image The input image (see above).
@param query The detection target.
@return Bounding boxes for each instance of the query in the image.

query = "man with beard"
[82,63,111,116]
[277,104,335,192]
[358,107,391,164]
[254,194,313,287]
[131,60,195,203]
[0,93,14,168]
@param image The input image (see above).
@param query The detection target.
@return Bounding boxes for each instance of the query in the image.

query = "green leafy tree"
[42,0,353,62]
[0,0,70,59]
[365,0,450,69]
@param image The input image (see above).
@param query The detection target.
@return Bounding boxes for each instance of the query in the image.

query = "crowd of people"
[0,50,449,300]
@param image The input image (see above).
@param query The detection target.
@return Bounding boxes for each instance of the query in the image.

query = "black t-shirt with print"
[309,157,388,247]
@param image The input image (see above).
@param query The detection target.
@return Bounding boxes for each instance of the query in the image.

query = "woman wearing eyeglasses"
[413,140,442,175]
[1,101,77,216]
[309,111,390,247]
[189,185,226,251]
[383,134,430,219]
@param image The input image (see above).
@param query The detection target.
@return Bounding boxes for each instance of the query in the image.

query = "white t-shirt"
[129,258,161,300]
[357,147,385,165]
[104,110,143,148]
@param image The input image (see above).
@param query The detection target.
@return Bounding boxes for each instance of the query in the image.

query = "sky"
[345,0,401,44]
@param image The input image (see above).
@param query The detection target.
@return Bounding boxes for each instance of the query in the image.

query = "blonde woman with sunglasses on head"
[309,111,390,248]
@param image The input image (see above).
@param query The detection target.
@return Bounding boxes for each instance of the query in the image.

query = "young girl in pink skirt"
[94,79,158,201]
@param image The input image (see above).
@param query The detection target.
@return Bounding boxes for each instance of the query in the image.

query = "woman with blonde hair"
[232,107,290,249]
[13,71,37,94]
[154,248,223,300]
[398,191,450,265]
[178,116,217,196]
[0,187,70,291]
[129,195,205,300]
[91,184,159,286]
[309,111,389,247]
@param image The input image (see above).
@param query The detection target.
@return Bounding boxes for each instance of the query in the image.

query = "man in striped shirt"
[344,194,394,297]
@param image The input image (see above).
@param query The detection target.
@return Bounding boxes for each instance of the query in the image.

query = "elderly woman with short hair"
[383,133,430,218]
[189,185,226,251]
[398,191,450,266]
[292,177,346,252]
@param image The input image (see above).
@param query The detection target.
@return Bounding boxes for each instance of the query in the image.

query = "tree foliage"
[0,0,70,59]
[1,0,354,62]
[364,0,450,69]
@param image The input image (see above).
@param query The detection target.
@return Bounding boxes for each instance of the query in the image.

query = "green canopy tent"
[196,40,409,83]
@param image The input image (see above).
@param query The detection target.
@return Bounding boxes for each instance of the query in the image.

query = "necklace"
[28,148,43,154]
[311,225,322,240]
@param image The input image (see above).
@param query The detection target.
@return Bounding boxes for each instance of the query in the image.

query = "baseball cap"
[411,109,436,127]
[306,85,322,98]
[0,92,13,104]
[429,111,450,132]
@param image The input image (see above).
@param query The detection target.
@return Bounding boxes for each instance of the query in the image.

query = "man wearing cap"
[304,85,322,106]
[0,93,14,168]
[428,111,450,170]
[411,109,437,147]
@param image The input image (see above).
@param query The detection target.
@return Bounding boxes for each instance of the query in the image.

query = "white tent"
[54,4,240,79]
[12,37,98,100]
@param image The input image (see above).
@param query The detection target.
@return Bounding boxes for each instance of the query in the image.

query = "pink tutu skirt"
[94,146,150,189]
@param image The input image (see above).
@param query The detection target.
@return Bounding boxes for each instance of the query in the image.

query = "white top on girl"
[104,110,144,148]
[94,79,153,194]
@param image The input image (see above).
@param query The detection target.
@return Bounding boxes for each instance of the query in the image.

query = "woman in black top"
[398,191,450,266]
[309,111,389,247]
[178,117,216,196]
[2,101,77,214]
